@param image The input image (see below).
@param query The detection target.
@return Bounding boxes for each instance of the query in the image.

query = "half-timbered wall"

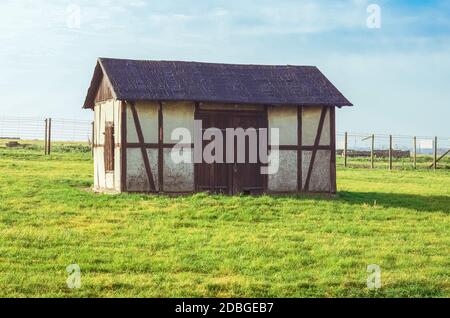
[163,102,195,192]
[267,105,335,193]
[124,101,195,193]
[94,100,336,195]
[301,106,335,193]
[268,106,298,192]
[93,99,121,192]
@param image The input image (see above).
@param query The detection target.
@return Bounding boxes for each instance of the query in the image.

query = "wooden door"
[195,111,232,194]
[231,114,266,194]
[195,110,267,195]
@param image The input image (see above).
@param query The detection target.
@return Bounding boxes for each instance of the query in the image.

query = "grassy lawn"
[0,146,449,298]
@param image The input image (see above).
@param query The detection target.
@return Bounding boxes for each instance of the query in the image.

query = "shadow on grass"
[337,191,450,213]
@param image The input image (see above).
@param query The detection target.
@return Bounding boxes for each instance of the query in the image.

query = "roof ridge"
[98,57,317,68]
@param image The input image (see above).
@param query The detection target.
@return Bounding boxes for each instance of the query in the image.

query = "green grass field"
[0,145,449,298]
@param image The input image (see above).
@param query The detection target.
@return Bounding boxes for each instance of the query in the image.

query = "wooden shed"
[83,58,352,194]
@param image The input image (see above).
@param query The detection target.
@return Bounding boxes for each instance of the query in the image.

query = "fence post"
[344,132,348,168]
[44,119,48,155]
[47,118,52,155]
[389,135,393,170]
[371,134,375,169]
[413,136,417,169]
[434,136,438,170]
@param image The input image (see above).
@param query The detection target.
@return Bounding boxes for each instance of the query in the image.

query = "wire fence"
[0,116,449,169]
[0,116,92,142]
[337,133,450,169]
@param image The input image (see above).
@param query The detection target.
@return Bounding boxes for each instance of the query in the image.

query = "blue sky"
[0,0,449,136]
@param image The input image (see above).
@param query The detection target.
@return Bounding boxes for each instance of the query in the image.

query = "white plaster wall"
[124,101,159,192]
[161,102,195,192]
[126,104,138,144]
[126,101,159,143]
[114,147,121,191]
[94,99,120,191]
[93,106,100,190]
[94,104,100,144]
[105,172,114,189]
[125,101,195,193]
[302,106,330,146]
[126,148,146,191]
[302,150,331,192]
[146,149,159,191]
[113,100,121,144]
[163,101,195,144]
[268,150,297,192]
[163,148,194,192]
[114,100,122,192]
[126,148,159,192]
[93,147,99,189]
[268,106,297,146]
[97,147,106,189]
[320,108,330,146]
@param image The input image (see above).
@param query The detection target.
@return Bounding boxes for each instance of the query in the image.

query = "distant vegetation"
[0,139,92,153]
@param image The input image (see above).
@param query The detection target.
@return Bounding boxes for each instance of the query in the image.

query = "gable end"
[83,60,117,109]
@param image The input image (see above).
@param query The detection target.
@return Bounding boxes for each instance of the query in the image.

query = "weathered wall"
[126,148,159,192]
[301,106,332,192]
[302,106,330,146]
[267,105,334,193]
[124,101,195,193]
[302,150,331,192]
[163,148,194,192]
[268,150,298,192]
[162,102,195,192]
[93,99,121,192]
[163,101,195,144]
[268,106,298,192]
[125,101,159,192]
[93,100,334,194]
[126,101,159,144]
[268,106,297,146]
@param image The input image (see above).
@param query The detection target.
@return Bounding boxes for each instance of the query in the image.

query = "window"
[104,122,115,171]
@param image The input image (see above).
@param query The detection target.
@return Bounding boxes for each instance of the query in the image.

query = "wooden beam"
[120,101,127,192]
[44,119,48,155]
[194,102,199,192]
[330,107,336,194]
[297,106,302,192]
[304,107,327,192]
[389,135,393,170]
[91,121,95,157]
[434,136,438,170]
[429,148,450,168]
[47,118,52,155]
[413,136,417,169]
[130,102,156,191]
[158,101,164,192]
[371,134,375,169]
[264,105,269,193]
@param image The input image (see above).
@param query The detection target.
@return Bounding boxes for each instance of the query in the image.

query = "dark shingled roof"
[83,58,352,109]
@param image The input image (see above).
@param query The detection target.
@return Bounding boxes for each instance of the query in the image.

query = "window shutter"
[104,122,115,171]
